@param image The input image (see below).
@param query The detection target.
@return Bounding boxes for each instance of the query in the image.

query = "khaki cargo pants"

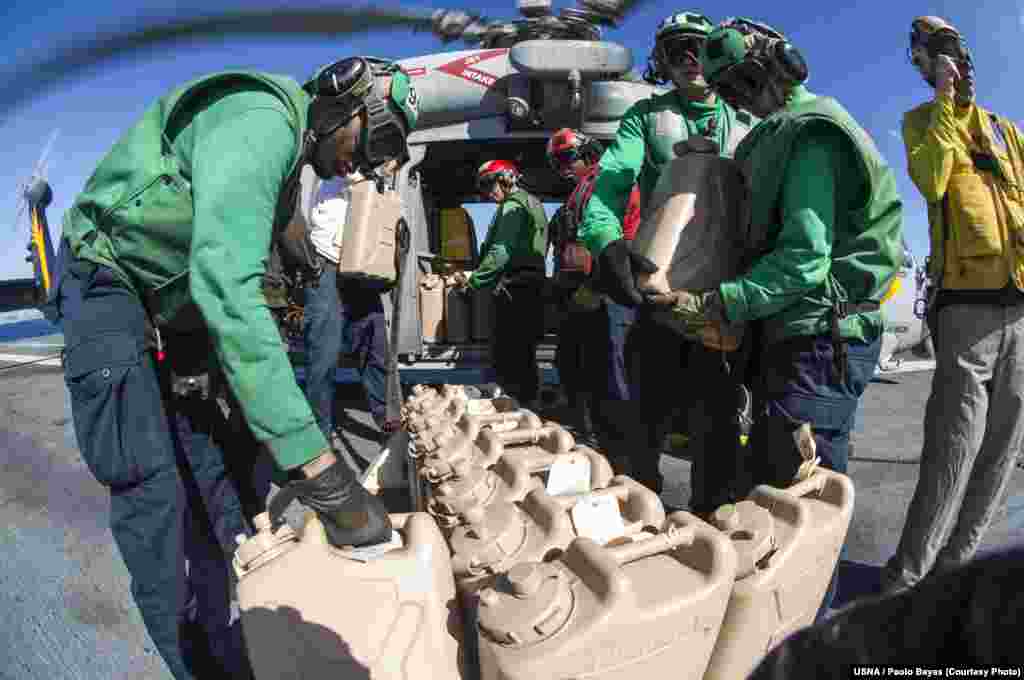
[884,303,1024,590]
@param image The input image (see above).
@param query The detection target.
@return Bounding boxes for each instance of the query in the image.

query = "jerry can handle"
[496,423,557,446]
[777,468,854,507]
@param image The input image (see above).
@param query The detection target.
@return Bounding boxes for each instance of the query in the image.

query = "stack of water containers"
[231,383,855,680]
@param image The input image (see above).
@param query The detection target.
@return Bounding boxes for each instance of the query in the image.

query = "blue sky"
[1,0,1016,280]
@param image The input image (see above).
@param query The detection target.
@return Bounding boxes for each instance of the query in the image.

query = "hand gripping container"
[420,274,446,342]
[474,512,738,680]
[445,273,473,343]
[630,137,748,341]
[702,469,855,680]
[337,173,402,287]
[449,475,667,597]
[234,511,465,680]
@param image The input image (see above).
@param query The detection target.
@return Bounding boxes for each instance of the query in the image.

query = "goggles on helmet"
[709,59,767,111]
[549,147,581,176]
[304,57,414,179]
[660,35,707,68]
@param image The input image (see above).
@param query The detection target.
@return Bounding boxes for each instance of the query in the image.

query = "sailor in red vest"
[546,128,640,472]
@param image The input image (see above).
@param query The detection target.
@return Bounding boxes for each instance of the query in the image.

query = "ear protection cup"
[771,40,809,83]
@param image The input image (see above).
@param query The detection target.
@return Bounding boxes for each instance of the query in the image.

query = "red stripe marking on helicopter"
[405,67,428,77]
[435,49,508,87]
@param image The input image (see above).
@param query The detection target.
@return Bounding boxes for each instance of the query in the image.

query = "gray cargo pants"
[883,303,1024,590]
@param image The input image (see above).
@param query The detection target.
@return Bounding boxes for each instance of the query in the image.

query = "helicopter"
[0,0,929,375]
[1,129,59,316]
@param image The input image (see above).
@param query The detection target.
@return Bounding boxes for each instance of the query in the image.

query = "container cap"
[431,465,494,516]
[477,563,574,645]
[711,500,774,578]
[449,503,529,576]
[233,512,299,575]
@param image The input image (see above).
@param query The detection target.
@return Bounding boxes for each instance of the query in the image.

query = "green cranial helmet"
[644,12,715,84]
[700,17,807,108]
[655,11,714,41]
[303,56,419,179]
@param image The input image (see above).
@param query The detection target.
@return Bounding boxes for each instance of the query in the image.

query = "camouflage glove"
[647,289,743,351]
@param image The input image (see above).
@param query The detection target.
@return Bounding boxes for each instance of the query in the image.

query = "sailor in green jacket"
[455,160,548,406]
[53,58,418,679]
[578,11,755,511]
[662,18,903,617]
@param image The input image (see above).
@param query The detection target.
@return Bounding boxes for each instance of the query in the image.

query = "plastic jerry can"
[409,408,540,470]
[473,423,575,468]
[630,137,747,343]
[420,274,446,343]
[702,469,855,680]
[428,444,613,532]
[472,287,494,341]
[449,475,667,596]
[445,274,473,343]
[418,411,547,484]
[475,512,738,680]
[337,173,402,287]
[235,512,465,680]
[403,384,439,414]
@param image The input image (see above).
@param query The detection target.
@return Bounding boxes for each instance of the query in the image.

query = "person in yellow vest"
[882,17,1024,594]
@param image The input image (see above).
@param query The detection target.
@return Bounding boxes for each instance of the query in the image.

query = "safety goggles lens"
[552,148,578,169]
[662,36,706,66]
[477,176,499,195]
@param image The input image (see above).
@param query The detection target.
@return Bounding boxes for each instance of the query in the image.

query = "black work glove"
[595,239,658,308]
[287,455,393,548]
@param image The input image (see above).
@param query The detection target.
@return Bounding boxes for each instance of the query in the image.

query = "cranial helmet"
[644,11,715,85]
[546,128,603,178]
[302,56,420,179]
[909,16,972,87]
[699,17,808,111]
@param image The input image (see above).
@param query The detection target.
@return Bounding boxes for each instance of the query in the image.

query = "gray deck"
[1,341,1022,679]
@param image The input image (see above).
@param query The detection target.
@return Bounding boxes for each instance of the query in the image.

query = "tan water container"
[445,274,473,343]
[421,274,446,343]
[450,475,668,595]
[474,423,575,468]
[419,412,545,477]
[631,137,748,340]
[337,173,402,287]
[403,384,439,415]
[235,512,465,680]
[472,287,494,342]
[459,407,538,442]
[475,512,737,680]
[702,470,855,680]
[428,444,613,533]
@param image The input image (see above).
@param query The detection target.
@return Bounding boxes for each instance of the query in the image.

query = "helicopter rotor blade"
[34,129,60,180]
[575,0,658,26]
[0,5,441,120]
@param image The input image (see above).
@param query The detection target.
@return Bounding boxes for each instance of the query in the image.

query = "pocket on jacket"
[948,173,1003,257]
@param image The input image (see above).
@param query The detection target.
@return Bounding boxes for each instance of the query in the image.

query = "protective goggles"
[549,148,581,176]
[660,35,707,67]
[907,27,972,68]
[477,175,500,195]
[709,60,767,109]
